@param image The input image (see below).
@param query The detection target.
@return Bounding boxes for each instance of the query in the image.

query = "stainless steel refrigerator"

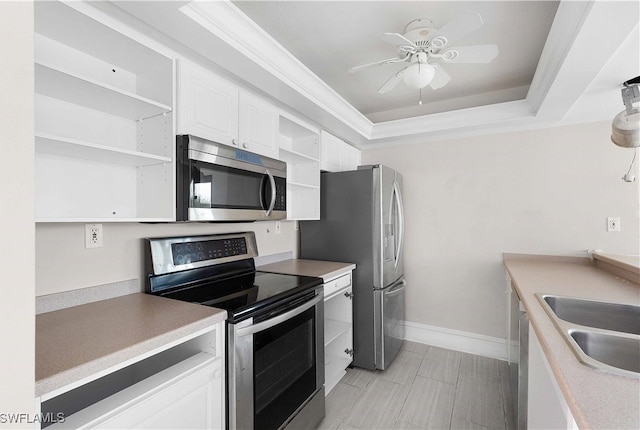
[300,165,406,370]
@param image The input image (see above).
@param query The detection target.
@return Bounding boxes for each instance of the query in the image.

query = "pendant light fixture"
[402,52,436,89]
[611,76,640,182]
[611,76,640,149]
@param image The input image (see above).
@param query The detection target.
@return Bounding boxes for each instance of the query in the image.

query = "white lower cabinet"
[39,324,225,430]
[323,273,354,394]
[61,354,222,430]
[528,326,578,430]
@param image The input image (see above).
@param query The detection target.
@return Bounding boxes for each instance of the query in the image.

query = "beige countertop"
[258,258,356,281]
[36,293,226,398]
[503,253,640,429]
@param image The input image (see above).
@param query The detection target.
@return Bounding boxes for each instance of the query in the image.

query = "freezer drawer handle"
[385,280,407,297]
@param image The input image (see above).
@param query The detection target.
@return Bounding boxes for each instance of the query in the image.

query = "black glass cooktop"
[155,269,322,323]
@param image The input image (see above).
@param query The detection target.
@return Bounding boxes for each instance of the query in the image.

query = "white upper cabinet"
[343,143,362,171]
[239,92,279,158]
[320,130,361,172]
[34,1,175,222]
[177,59,238,147]
[177,59,278,159]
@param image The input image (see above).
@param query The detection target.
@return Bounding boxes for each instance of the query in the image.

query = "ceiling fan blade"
[348,57,407,73]
[382,32,415,47]
[378,69,406,94]
[429,64,451,90]
[435,11,484,45]
[440,44,499,64]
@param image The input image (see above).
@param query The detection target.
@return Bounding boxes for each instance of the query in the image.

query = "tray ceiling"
[107,1,640,147]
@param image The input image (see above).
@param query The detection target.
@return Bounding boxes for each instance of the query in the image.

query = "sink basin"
[542,295,640,335]
[536,293,640,378]
[570,330,640,374]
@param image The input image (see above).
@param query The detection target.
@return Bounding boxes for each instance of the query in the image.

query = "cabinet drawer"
[47,353,223,429]
[324,273,352,299]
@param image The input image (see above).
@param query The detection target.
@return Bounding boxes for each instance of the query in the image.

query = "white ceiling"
[106,0,640,148]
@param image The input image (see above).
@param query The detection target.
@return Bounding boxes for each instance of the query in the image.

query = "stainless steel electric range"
[145,232,325,430]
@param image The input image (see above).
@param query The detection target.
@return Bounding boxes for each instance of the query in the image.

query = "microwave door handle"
[265,169,276,217]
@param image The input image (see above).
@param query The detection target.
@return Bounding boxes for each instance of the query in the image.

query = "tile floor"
[319,341,516,430]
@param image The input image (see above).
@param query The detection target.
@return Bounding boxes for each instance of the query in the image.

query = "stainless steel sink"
[542,295,640,335]
[537,294,640,378]
[570,330,640,374]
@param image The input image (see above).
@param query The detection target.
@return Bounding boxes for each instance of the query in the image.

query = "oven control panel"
[171,238,247,265]
[147,232,259,276]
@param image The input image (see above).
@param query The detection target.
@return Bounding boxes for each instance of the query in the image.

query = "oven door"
[176,135,287,222]
[228,291,324,430]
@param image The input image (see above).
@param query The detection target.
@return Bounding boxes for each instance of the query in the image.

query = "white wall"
[36,221,298,296]
[0,2,35,426]
[362,120,639,339]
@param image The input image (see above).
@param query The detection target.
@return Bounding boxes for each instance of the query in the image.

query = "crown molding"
[370,100,534,141]
[180,0,374,139]
[527,1,639,120]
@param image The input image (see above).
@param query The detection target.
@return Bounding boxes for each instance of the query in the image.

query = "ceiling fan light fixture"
[403,61,436,89]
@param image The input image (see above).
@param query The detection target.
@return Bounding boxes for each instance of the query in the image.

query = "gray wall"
[36,221,298,296]
[362,120,639,339]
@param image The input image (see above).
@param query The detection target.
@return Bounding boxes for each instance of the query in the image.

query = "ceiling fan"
[349,11,499,98]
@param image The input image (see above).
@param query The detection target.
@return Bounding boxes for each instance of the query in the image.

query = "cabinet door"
[320,131,344,172]
[239,92,279,158]
[324,278,353,394]
[342,143,361,171]
[528,327,578,430]
[320,131,360,172]
[178,59,239,147]
[95,356,223,430]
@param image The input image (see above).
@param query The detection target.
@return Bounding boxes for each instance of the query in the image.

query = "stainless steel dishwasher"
[508,280,528,430]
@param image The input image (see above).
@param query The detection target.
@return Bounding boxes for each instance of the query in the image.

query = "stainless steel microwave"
[176,135,287,222]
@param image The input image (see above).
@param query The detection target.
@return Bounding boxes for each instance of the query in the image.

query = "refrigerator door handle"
[393,180,405,270]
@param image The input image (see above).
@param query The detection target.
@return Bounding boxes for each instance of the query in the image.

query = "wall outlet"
[607,217,621,232]
[85,224,104,248]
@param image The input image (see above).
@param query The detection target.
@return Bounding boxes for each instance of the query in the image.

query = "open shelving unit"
[278,114,321,220]
[324,281,353,395]
[34,1,175,222]
[35,133,172,167]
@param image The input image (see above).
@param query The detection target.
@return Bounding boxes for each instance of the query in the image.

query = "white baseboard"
[402,321,508,361]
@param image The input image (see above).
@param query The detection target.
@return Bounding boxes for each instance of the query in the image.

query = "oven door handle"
[236,293,322,337]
